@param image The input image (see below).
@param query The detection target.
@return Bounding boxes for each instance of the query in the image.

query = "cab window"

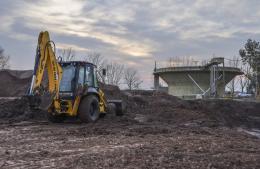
[93,67,98,88]
[60,65,76,92]
[78,67,85,86]
[85,66,93,86]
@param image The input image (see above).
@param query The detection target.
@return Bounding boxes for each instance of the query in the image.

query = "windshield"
[59,65,75,92]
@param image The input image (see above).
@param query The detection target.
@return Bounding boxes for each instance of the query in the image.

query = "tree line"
[0,46,10,69]
[59,48,143,90]
[1,38,260,94]
[0,46,143,90]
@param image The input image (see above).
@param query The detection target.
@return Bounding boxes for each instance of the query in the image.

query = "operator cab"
[59,61,99,99]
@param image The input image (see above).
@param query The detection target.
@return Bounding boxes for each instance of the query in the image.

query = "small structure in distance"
[154,57,242,99]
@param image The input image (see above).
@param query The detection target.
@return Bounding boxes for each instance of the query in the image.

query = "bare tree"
[124,67,143,90]
[226,56,240,97]
[85,52,125,85]
[85,52,104,68]
[168,56,181,67]
[0,47,10,69]
[238,75,249,93]
[168,56,200,67]
[58,48,76,61]
[227,79,239,96]
[84,52,107,83]
[106,62,124,85]
[238,64,251,93]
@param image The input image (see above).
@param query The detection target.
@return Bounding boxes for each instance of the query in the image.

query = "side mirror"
[102,69,106,76]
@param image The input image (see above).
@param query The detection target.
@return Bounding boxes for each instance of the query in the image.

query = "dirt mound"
[123,90,260,128]
[0,85,259,129]
[0,71,259,129]
[0,98,45,123]
[185,99,260,128]
[99,83,122,100]
[0,69,32,97]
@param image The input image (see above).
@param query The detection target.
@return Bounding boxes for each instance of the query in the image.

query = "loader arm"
[28,31,63,108]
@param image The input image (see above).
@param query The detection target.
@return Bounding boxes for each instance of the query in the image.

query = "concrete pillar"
[210,65,217,97]
[154,74,159,90]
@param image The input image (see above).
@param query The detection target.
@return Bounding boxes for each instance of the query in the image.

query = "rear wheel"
[78,95,100,123]
[47,113,66,123]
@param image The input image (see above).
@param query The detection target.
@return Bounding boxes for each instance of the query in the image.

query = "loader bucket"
[24,92,55,111]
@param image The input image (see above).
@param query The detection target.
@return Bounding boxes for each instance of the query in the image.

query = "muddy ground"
[0,87,260,169]
[0,118,260,169]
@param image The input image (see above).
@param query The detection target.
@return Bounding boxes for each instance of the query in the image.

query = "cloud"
[9,0,155,58]
[56,43,89,52]
[0,16,13,32]
[1,0,260,88]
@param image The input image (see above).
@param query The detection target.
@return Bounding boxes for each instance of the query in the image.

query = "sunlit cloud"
[11,0,154,58]
[1,0,260,88]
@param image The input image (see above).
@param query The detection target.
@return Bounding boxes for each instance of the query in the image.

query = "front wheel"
[78,95,100,123]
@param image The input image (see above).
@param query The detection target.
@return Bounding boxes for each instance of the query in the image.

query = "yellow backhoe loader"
[26,31,124,122]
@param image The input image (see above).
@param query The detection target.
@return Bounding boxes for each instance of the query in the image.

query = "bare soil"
[0,71,260,168]
[0,120,260,169]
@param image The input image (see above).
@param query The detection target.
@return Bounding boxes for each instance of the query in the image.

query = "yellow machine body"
[28,31,108,120]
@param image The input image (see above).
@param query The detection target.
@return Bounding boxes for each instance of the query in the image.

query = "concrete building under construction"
[154,57,242,99]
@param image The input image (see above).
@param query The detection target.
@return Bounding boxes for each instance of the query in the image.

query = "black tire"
[47,113,66,123]
[115,102,125,116]
[99,113,106,118]
[107,103,116,114]
[78,95,100,123]
[107,102,125,116]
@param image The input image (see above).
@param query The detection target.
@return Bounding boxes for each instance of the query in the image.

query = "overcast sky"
[1,0,260,88]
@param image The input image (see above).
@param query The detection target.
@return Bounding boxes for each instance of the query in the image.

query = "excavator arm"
[28,31,63,109]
